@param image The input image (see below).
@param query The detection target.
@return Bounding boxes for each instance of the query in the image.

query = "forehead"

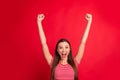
[58,42,69,46]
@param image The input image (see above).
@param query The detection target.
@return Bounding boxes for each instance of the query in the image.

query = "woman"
[37,13,92,80]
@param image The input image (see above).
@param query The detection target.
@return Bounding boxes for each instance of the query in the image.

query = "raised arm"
[75,13,92,64]
[37,14,52,65]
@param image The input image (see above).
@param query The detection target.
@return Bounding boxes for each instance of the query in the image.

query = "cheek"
[66,49,70,55]
[57,49,61,54]
[67,48,70,52]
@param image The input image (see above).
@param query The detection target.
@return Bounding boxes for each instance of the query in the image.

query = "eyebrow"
[58,44,69,47]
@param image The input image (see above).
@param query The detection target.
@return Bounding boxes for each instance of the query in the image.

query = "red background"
[0,0,120,80]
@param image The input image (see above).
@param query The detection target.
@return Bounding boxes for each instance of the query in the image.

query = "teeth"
[62,53,66,55]
[61,53,67,58]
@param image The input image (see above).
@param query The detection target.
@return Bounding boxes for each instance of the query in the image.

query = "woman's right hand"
[37,14,45,22]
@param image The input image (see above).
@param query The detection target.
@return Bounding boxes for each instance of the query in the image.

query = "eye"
[59,47,62,49]
[65,46,69,49]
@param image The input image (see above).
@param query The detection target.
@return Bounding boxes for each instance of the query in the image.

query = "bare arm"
[37,14,52,65]
[75,13,92,64]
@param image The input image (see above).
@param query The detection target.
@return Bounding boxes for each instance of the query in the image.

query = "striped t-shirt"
[50,58,78,80]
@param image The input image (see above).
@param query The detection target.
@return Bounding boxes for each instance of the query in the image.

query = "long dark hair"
[51,38,78,80]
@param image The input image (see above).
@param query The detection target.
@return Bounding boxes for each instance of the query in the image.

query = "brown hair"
[51,38,78,80]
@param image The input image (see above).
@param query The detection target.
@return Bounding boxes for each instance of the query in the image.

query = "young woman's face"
[57,42,70,59]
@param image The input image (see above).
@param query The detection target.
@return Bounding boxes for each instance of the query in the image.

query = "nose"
[62,48,66,52]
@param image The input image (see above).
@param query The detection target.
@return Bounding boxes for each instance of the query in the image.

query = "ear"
[57,49,58,52]
[57,48,59,52]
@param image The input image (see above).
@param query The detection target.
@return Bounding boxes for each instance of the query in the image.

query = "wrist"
[87,20,92,24]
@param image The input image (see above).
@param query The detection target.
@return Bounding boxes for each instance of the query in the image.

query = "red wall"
[1,0,120,80]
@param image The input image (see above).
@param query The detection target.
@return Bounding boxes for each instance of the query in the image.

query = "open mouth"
[61,53,67,58]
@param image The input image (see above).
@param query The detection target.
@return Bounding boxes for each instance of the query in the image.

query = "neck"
[60,58,68,64]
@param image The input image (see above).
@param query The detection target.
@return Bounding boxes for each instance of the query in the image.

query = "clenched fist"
[37,14,45,22]
[85,13,92,22]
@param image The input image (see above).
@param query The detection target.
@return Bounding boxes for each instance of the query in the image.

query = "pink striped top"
[50,58,78,80]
